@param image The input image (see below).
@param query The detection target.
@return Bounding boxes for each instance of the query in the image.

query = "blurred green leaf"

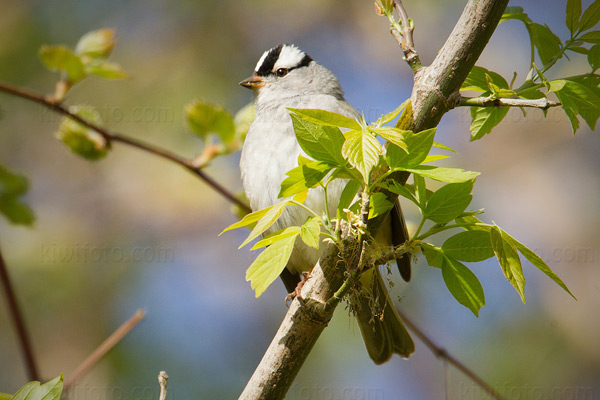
[38,45,85,83]
[221,204,273,234]
[442,256,485,316]
[469,105,510,141]
[500,6,531,24]
[290,115,346,166]
[12,375,63,400]
[250,226,301,250]
[246,232,298,297]
[300,216,321,249]
[442,230,494,262]
[288,108,361,130]
[279,161,331,198]
[491,226,526,302]
[185,101,235,143]
[588,44,600,70]
[239,201,289,248]
[401,165,479,183]
[56,106,108,160]
[386,128,436,170]
[368,192,393,219]
[579,0,600,31]
[0,164,35,226]
[341,128,381,181]
[424,180,473,224]
[566,0,582,33]
[75,28,116,58]
[85,61,128,79]
[549,79,600,131]
[0,393,12,400]
[234,103,255,140]
[530,23,563,66]
[579,30,600,43]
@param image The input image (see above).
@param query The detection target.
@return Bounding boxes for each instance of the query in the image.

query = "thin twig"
[396,309,506,400]
[460,95,561,109]
[158,371,169,400]
[392,0,422,72]
[0,244,40,381]
[0,81,251,213]
[64,308,146,390]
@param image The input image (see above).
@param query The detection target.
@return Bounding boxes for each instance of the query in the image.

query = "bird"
[239,44,414,363]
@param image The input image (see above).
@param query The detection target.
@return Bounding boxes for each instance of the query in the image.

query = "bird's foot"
[285,272,310,307]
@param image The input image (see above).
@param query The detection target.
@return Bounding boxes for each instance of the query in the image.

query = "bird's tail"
[353,267,414,364]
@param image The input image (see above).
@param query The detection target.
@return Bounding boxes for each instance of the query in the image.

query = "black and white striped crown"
[254,44,313,76]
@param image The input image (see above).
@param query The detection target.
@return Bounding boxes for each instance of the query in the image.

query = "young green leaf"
[368,192,394,219]
[250,226,301,250]
[246,233,298,297]
[384,180,419,208]
[0,164,35,226]
[549,79,600,131]
[337,180,361,217]
[579,0,600,31]
[279,161,331,198]
[579,30,600,43]
[386,128,436,169]
[291,115,346,166]
[56,106,108,160]
[500,6,531,24]
[75,28,116,58]
[370,127,408,150]
[566,0,582,33]
[85,61,128,79]
[490,226,526,302]
[424,180,474,224]
[420,243,445,269]
[455,215,490,232]
[442,230,494,262]
[374,100,409,126]
[422,154,450,164]
[501,231,576,299]
[300,216,321,249]
[402,165,480,183]
[461,66,509,92]
[39,45,85,83]
[530,23,563,66]
[414,174,427,210]
[220,205,272,234]
[469,106,510,141]
[0,392,12,400]
[185,101,235,143]
[442,256,486,316]
[432,141,457,153]
[288,108,361,130]
[341,128,382,181]
[12,375,63,400]
[239,201,289,248]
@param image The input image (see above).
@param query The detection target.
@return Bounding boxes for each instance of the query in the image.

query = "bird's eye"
[276,68,288,77]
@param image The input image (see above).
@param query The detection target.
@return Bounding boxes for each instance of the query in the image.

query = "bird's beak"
[239,75,264,90]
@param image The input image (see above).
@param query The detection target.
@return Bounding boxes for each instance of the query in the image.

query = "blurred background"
[0,0,598,399]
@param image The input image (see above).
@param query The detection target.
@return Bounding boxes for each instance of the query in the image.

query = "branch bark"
[240,1,510,398]
[461,95,561,109]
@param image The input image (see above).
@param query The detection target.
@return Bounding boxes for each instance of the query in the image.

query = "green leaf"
[588,44,600,70]
[85,61,128,79]
[424,180,473,224]
[414,174,427,209]
[246,233,298,297]
[566,0,582,33]
[421,243,445,269]
[368,192,394,219]
[221,204,273,234]
[279,161,332,198]
[288,108,361,130]
[501,231,576,299]
[462,66,509,92]
[386,128,436,169]
[384,180,419,208]
[442,256,486,316]
[530,23,563,66]
[250,226,301,250]
[300,216,321,249]
[0,392,12,400]
[549,79,600,131]
[500,6,531,24]
[455,215,490,232]
[239,201,289,248]
[291,114,346,166]
[580,0,600,31]
[432,141,457,153]
[38,45,85,83]
[490,226,526,302]
[341,128,381,181]
[234,103,255,140]
[579,30,600,43]
[13,375,63,400]
[422,154,450,163]
[75,28,116,58]
[469,105,510,141]
[0,164,35,226]
[185,101,235,143]
[370,127,408,150]
[374,100,409,126]
[56,105,108,160]
[337,180,361,217]
[402,165,480,183]
[442,230,494,262]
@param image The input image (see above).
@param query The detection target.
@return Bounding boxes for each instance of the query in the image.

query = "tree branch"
[396,309,506,400]
[0,81,251,214]
[388,0,422,72]
[0,244,40,381]
[460,95,561,109]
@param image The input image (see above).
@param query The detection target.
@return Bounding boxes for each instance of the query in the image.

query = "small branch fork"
[390,0,422,72]
[0,81,251,214]
[460,95,561,109]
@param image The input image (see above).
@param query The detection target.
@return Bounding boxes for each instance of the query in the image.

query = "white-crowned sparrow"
[239,44,414,363]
